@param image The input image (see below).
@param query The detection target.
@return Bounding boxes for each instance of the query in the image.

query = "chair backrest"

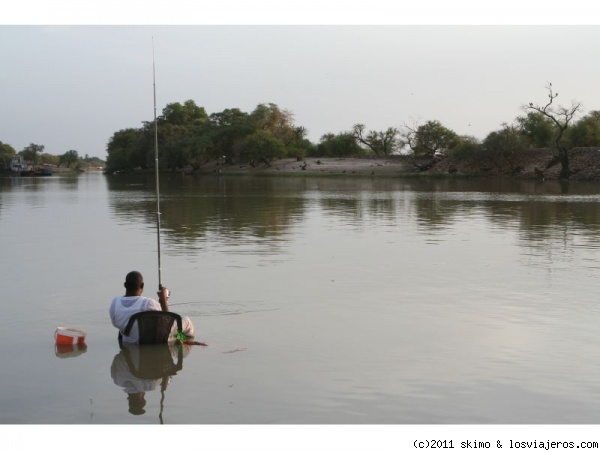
[122,311,183,345]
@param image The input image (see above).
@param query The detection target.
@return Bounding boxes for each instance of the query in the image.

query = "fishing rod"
[153,37,163,292]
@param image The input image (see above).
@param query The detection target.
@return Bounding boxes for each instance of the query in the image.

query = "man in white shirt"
[109,271,195,345]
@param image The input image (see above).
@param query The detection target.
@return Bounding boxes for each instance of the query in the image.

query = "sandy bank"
[195,157,411,177]
[187,148,600,181]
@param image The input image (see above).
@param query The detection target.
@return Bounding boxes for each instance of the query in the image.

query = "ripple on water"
[172,301,281,317]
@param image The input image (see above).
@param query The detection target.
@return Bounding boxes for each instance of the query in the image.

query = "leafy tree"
[159,123,211,169]
[249,103,307,156]
[482,124,529,172]
[567,111,600,147]
[207,110,254,164]
[0,141,16,169]
[239,131,286,165]
[209,108,249,128]
[525,83,581,179]
[104,101,311,171]
[316,132,364,157]
[285,127,315,161]
[515,112,555,148]
[105,128,148,173]
[20,143,45,166]
[59,149,79,168]
[249,104,293,136]
[399,120,458,158]
[446,135,481,162]
[41,153,59,166]
[160,100,208,126]
[353,124,398,155]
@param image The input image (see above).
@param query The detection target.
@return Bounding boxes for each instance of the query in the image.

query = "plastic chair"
[120,311,183,345]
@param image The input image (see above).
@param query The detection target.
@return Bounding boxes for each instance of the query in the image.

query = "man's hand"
[158,287,170,311]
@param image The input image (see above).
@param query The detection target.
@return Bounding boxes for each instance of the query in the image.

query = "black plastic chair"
[120,311,183,345]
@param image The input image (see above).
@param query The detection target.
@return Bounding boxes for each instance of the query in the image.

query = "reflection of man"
[110,343,189,416]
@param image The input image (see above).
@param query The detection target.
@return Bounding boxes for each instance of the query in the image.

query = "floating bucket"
[55,327,86,345]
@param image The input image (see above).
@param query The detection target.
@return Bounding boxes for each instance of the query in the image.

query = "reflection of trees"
[407,178,600,245]
[106,175,307,251]
[0,175,82,211]
[412,197,462,230]
[106,174,600,253]
[515,200,600,247]
[310,178,401,225]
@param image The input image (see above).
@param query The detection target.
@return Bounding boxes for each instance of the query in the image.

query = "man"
[109,271,195,345]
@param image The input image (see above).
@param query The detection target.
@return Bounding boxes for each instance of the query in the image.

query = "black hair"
[124,271,144,289]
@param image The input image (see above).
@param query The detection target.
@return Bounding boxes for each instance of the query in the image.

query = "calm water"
[2,172,600,424]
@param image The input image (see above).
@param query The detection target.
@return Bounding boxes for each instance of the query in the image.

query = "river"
[1,172,600,424]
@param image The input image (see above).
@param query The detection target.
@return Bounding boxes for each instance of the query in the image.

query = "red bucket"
[55,327,86,345]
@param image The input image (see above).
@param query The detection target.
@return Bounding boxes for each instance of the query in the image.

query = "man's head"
[127,392,146,415]
[124,271,144,295]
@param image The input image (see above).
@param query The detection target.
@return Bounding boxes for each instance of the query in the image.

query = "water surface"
[1,173,600,423]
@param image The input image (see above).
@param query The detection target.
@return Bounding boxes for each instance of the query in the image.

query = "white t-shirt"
[109,295,195,344]
[109,295,162,345]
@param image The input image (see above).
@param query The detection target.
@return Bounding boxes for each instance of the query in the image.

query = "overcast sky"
[2,4,600,159]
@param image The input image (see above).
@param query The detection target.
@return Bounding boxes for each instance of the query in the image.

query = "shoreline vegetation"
[99,92,600,182]
[6,85,600,182]
[180,148,600,182]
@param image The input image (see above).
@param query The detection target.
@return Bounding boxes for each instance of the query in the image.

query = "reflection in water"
[111,343,190,422]
[106,174,600,256]
[6,173,600,423]
[54,344,88,358]
[107,175,308,254]
[0,174,82,211]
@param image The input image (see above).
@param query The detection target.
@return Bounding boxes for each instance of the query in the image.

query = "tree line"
[0,142,104,171]
[104,85,600,179]
[4,84,598,179]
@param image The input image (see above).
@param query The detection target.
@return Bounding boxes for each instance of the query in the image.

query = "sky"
[2,2,600,160]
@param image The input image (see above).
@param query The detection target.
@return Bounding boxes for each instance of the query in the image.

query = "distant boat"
[9,155,34,174]
[8,156,52,176]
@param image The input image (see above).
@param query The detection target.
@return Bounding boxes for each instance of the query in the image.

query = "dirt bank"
[192,148,600,181]
[195,156,412,177]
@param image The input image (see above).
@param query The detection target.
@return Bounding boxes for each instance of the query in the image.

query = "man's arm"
[158,287,170,312]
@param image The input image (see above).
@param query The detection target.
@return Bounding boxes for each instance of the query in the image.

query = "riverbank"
[191,148,600,181]
[194,156,411,177]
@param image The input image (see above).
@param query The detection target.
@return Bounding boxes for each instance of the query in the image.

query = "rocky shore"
[192,148,600,181]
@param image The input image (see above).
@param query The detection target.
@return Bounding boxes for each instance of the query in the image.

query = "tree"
[160,100,208,126]
[482,124,528,173]
[159,123,210,169]
[567,110,600,147]
[41,153,59,166]
[249,103,294,137]
[446,135,481,162]
[525,83,581,179]
[515,112,556,148]
[316,132,364,157]
[238,130,286,166]
[0,141,16,169]
[399,120,458,159]
[353,124,398,155]
[59,149,79,168]
[209,108,249,128]
[249,103,308,156]
[20,143,45,166]
[105,128,148,173]
[207,109,254,164]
